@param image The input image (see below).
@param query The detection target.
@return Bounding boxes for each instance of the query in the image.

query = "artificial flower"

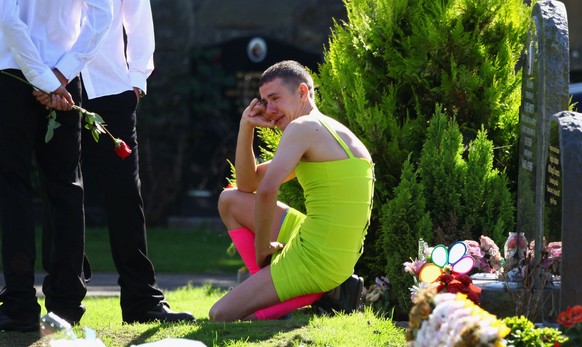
[557,306,582,328]
[463,236,504,274]
[404,258,426,278]
[407,289,509,346]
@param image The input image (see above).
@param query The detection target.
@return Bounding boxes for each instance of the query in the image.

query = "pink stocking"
[228,228,324,320]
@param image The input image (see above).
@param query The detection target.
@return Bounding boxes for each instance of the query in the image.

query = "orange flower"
[557,305,582,328]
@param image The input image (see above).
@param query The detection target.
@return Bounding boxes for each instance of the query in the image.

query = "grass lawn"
[1,285,407,346]
[0,226,408,346]
[5,226,245,274]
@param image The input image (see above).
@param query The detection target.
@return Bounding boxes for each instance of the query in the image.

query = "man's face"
[258,77,302,131]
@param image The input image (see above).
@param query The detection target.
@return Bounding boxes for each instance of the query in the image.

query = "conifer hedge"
[313,0,530,316]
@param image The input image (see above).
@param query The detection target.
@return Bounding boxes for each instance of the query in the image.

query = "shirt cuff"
[54,54,82,83]
[30,68,61,94]
[129,72,147,94]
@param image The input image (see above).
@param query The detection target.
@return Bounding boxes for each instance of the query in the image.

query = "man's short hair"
[258,60,314,99]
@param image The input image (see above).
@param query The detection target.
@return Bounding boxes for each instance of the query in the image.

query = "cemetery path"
[0,272,238,297]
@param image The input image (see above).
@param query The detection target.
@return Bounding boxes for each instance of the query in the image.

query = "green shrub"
[381,155,432,315]
[315,0,530,304]
[503,315,566,347]
[419,107,467,243]
[384,111,515,315]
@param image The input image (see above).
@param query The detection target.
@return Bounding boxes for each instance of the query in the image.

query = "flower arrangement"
[406,287,510,346]
[464,235,504,274]
[502,233,562,282]
[0,70,132,159]
[404,241,481,305]
[556,305,582,347]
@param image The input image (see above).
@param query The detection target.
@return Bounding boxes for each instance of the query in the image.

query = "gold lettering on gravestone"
[225,71,263,113]
[520,79,536,172]
[546,145,561,206]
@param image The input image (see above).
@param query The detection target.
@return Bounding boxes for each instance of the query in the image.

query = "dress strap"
[317,118,355,159]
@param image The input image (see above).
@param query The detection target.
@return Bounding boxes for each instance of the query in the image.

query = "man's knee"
[217,188,236,215]
[208,303,229,322]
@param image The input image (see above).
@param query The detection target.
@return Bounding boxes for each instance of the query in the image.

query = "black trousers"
[81,89,164,316]
[0,70,86,323]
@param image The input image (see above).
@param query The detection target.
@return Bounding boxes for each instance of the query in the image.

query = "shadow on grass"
[183,311,313,346]
[127,325,162,346]
[0,330,42,347]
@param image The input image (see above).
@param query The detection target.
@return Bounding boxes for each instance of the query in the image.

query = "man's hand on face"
[242,98,275,128]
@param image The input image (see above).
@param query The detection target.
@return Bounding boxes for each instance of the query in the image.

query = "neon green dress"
[270,118,374,301]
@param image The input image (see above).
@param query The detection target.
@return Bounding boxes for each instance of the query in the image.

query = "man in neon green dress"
[209,60,374,321]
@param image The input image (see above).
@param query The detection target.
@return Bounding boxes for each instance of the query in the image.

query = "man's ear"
[298,83,310,101]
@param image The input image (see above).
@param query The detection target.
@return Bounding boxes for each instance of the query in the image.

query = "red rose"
[454,274,472,286]
[447,281,464,293]
[438,273,454,284]
[114,139,132,159]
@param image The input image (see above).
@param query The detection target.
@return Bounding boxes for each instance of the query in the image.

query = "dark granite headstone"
[545,111,582,318]
[483,0,569,323]
[516,0,569,255]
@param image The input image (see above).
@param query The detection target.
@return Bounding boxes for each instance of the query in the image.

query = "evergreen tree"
[315,0,530,291]
[382,156,432,315]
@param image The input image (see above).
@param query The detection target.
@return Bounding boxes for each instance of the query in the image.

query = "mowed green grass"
[0,226,244,274]
[1,285,407,347]
[83,226,244,274]
[0,226,408,346]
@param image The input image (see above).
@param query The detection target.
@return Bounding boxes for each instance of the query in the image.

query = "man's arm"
[234,99,274,192]
[54,0,113,82]
[0,1,61,93]
[123,0,155,96]
[253,121,310,267]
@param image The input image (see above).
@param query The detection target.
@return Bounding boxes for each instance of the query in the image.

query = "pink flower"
[546,242,562,258]
[404,259,426,277]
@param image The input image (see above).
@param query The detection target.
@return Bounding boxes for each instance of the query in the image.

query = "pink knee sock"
[228,228,261,274]
[255,292,324,320]
[228,228,324,320]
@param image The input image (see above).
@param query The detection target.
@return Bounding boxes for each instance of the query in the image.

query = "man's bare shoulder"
[284,115,321,135]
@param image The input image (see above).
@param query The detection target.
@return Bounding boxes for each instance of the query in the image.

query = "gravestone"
[516,0,569,258]
[545,112,582,318]
[479,0,569,322]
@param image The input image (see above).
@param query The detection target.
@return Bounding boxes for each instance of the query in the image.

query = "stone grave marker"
[480,0,569,322]
[544,112,582,320]
[516,0,569,260]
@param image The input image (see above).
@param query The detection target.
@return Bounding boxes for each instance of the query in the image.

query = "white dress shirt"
[0,0,113,94]
[81,0,155,99]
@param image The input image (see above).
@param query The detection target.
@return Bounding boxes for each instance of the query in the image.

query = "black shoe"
[312,275,365,315]
[277,313,292,320]
[123,303,196,324]
[0,311,39,332]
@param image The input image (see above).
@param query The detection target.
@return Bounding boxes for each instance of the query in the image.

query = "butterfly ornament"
[418,241,475,283]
